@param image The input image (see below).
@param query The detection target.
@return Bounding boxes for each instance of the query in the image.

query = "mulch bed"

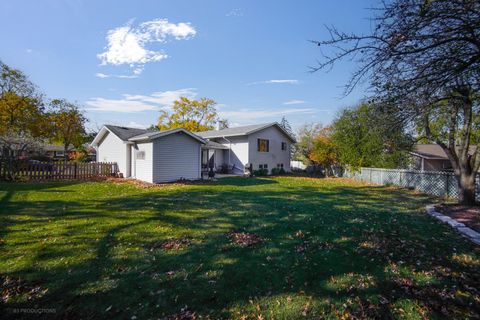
[227,231,264,247]
[435,204,480,232]
[148,237,192,251]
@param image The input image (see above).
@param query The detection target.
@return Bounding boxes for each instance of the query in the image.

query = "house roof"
[128,128,205,144]
[195,122,296,142]
[104,125,149,141]
[42,144,71,152]
[410,144,477,160]
[91,125,206,146]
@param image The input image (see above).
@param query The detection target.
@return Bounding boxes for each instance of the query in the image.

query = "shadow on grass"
[0,177,479,319]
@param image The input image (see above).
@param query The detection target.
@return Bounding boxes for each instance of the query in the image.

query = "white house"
[91,125,206,183]
[196,123,296,174]
[91,122,296,183]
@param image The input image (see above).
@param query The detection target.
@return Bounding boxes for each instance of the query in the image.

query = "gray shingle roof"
[195,122,296,142]
[128,128,205,143]
[104,125,149,141]
[412,144,477,159]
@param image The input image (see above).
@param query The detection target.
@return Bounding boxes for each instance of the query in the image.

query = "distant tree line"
[0,61,87,161]
[293,101,413,175]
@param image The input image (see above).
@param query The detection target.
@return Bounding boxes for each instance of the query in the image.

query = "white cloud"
[248,79,299,85]
[283,100,306,105]
[123,88,197,106]
[85,88,197,113]
[95,73,110,78]
[226,8,243,17]
[95,72,138,79]
[127,121,148,129]
[85,97,157,113]
[97,18,196,75]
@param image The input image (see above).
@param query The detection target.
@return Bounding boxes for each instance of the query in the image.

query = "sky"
[0,0,377,132]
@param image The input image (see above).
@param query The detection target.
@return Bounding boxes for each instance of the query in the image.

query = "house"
[91,125,206,183]
[90,122,296,183]
[196,122,296,174]
[408,144,479,171]
[41,144,96,161]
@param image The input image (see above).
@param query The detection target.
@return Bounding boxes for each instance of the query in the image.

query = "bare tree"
[312,0,480,204]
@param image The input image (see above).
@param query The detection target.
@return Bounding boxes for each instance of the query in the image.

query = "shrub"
[279,168,286,174]
[271,167,281,175]
[253,168,269,176]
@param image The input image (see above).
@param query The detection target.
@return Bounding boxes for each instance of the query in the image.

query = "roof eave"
[128,128,206,144]
[409,152,448,160]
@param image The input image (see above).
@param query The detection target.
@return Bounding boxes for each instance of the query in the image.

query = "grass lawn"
[0,177,479,319]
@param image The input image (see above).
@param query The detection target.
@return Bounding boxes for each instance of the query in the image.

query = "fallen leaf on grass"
[149,237,192,251]
[227,231,264,247]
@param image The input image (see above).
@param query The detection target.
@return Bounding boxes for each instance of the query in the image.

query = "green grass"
[0,177,479,319]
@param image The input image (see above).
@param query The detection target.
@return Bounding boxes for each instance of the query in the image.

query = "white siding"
[211,136,249,173]
[152,132,202,183]
[213,149,224,169]
[96,131,130,176]
[133,142,153,183]
[248,126,292,172]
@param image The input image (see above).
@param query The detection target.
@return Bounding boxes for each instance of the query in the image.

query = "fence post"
[446,174,449,198]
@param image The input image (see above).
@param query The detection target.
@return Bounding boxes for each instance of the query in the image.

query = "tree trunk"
[458,172,476,205]
[64,144,69,162]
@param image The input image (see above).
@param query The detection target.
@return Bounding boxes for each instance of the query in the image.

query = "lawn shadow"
[1,177,479,319]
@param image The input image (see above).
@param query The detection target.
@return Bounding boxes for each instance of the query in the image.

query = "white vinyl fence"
[345,167,480,201]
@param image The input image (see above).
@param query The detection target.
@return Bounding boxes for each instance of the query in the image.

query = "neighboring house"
[90,122,296,183]
[409,144,472,171]
[91,125,206,183]
[196,123,296,174]
[41,144,96,161]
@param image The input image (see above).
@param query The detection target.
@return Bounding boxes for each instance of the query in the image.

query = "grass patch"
[0,177,479,319]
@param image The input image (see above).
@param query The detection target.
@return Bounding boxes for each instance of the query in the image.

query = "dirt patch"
[435,204,480,232]
[1,276,47,303]
[107,177,212,189]
[227,231,264,247]
[148,237,192,251]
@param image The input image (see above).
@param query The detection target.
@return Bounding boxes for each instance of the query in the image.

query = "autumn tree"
[158,97,226,132]
[293,123,323,165]
[313,0,480,204]
[48,99,87,161]
[0,61,45,159]
[309,127,338,176]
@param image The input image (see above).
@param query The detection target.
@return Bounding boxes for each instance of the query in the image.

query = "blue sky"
[0,0,376,132]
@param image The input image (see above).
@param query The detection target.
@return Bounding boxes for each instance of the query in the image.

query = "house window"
[56,151,65,157]
[281,142,287,151]
[257,139,269,152]
[259,164,268,169]
[136,151,145,160]
[277,163,284,168]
